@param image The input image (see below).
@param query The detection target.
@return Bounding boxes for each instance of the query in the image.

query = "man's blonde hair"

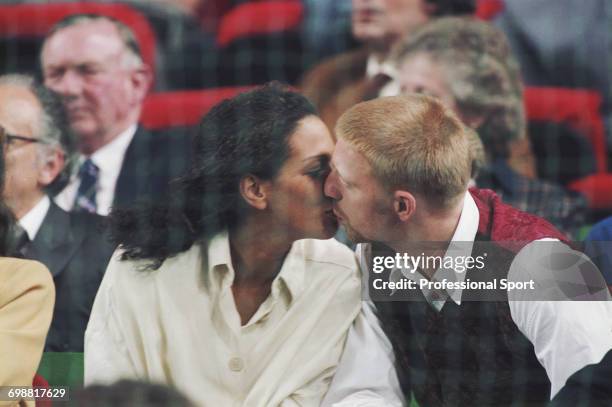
[336,94,471,208]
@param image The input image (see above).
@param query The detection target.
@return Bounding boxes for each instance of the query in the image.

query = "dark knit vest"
[375,188,568,407]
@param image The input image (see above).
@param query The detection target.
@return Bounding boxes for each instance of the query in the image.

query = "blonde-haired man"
[327,92,470,246]
[324,94,612,405]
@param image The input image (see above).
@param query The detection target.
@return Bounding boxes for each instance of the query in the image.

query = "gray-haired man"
[0,74,114,351]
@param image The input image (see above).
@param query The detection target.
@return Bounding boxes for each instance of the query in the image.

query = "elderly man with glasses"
[0,74,114,352]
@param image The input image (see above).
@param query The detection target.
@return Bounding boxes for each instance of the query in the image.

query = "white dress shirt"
[365,55,400,98]
[85,232,362,407]
[54,125,137,216]
[322,301,405,407]
[18,195,50,241]
[329,192,612,403]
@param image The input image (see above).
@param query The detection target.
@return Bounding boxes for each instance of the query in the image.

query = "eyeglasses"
[0,125,44,150]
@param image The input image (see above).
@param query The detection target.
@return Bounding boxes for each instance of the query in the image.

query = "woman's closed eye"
[305,166,330,180]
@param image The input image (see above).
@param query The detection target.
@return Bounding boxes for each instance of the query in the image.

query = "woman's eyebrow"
[302,154,330,165]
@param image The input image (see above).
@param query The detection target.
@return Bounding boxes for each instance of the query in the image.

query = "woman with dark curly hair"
[84,83,361,406]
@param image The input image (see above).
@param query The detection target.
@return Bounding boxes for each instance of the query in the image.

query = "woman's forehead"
[287,116,334,160]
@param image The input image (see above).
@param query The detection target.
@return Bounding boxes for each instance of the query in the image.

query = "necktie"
[12,224,30,258]
[73,158,99,213]
[362,72,392,101]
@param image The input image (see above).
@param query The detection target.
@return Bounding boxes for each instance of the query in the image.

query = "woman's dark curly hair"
[109,83,317,269]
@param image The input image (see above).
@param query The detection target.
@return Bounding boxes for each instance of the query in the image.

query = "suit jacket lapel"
[114,126,149,209]
[28,202,83,277]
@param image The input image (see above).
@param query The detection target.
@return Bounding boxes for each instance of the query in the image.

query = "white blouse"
[84,232,361,407]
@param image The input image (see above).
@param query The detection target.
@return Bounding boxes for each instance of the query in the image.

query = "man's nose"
[324,169,340,200]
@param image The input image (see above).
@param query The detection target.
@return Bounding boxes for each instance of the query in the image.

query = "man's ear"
[239,174,269,210]
[129,64,153,103]
[37,147,64,187]
[461,113,486,130]
[393,190,415,222]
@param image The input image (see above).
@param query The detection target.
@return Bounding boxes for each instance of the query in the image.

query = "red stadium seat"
[475,0,504,20]
[524,87,607,173]
[216,0,304,47]
[32,373,51,407]
[524,87,612,210]
[568,174,612,211]
[0,2,157,71]
[141,87,254,129]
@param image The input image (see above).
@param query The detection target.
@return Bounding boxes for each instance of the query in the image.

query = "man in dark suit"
[301,0,475,130]
[41,14,191,216]
[0,73,114,351]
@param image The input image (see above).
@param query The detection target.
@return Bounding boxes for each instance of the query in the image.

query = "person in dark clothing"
[324,94,612,405]
[0,73,113,351]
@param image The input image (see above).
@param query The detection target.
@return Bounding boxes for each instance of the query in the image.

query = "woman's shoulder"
[103,243,204,291]
[296,238,356,264]
[0,257,54,307]
[292,239,361,291]
[0,256,48,272]
[290,239,362,317]
[0,257,53,289]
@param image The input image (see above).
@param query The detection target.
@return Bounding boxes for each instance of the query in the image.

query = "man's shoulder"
[587,216,612,240]
[131,125,192,149]
[45,204,115,271]
[306,48,369,77]
[47,201,106,238]
[471,187,569,244]
[115,125,192,204]
[67,208,106,231]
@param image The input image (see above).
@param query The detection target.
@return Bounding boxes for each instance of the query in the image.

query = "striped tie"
[73,158,99,213]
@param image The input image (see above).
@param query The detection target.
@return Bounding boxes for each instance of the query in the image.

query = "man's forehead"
[333,138,373,178]
[0,84,40,136]
[43,21,126,63]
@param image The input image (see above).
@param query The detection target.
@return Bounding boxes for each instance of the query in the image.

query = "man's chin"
[70,118,97,136]
[352,25,387,43]
[342,224,368,245]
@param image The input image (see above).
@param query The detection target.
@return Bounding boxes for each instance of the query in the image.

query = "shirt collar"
[437,191,479,305]
[205,231,304,304]
[390,191,479,308]
[18,195,51,240]
[273,241,305,302]
[87,124,137,175]
[206,230,234,292]
[366,54,398,79]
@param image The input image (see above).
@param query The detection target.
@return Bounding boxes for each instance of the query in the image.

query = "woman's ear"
[239,175,269,210]
[393,190,415,222]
